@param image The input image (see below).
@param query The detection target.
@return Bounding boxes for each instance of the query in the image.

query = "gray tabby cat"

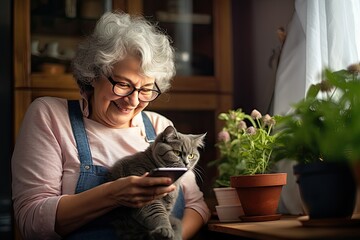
[109,125,206,240]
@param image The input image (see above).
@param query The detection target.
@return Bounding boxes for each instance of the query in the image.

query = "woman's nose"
[124,90,140,106]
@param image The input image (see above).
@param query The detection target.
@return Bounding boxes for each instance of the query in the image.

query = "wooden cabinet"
[13,0,233,195]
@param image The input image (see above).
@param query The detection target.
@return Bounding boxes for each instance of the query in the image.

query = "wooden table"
[207,214,360,240]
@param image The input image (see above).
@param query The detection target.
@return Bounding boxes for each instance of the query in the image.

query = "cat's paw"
[150,227,175,240]
[170,216,182,240]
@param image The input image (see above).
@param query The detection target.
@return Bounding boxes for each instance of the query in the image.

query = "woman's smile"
[112,100,135,114]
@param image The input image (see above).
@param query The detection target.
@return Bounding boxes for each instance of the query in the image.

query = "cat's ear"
[194,133,207,148]
[162,125,178,142]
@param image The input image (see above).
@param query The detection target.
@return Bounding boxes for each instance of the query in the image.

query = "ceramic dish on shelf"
[40,63,66,74]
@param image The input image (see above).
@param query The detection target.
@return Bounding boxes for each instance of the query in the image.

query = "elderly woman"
[12,12,210,239]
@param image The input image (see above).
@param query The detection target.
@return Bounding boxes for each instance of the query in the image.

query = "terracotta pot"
[230,173,287,218]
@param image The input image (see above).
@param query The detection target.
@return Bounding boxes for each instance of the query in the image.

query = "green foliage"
[209,109,281,187]
[274,65,360,164]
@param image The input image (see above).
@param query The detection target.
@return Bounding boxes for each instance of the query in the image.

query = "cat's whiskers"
[192,166,205,183]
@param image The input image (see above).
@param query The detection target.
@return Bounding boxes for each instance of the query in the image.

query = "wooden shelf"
[31,15,96,37]
[208,214,360,240]
[31,73,77,89]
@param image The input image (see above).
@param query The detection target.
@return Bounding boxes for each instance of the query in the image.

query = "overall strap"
[68,100,93,168]
[141,112,156,143]
[172,188,185,219]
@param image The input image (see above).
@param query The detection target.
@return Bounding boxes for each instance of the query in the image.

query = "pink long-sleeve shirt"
[12,97,211,239]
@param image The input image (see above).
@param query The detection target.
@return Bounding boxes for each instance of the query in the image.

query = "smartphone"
[148,167,188,183]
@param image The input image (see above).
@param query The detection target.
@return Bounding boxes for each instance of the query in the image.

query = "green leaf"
[306,83,321,99]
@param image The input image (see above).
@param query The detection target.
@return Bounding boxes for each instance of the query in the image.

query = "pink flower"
[347,63,360,74]
[246,126,256,135]
[251,109,262,119]
[218,130,230,142]
[238,121,247,130]
[263,114,276,126]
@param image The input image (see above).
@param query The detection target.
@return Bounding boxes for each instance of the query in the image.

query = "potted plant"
[273,64,360,220]
[210,120,243,222]
[210,109,287,222]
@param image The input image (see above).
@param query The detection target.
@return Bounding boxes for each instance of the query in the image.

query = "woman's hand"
[56,173,176,236]
[107,173,176,208]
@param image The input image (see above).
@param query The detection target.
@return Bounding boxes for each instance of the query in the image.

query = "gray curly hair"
[72,11,176,94]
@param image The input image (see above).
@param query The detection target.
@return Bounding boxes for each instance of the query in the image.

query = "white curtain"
[274,0,360,215]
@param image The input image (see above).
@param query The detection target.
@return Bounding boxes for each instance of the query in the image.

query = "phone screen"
[148,167,188,183]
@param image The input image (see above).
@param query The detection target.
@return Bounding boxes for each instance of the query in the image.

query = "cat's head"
[151,126,206,170]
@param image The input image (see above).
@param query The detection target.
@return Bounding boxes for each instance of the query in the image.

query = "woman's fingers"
[121,192,169,208]
[110,175,176,208]
[141,173,173,186]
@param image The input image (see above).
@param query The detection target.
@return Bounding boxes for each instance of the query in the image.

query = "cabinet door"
[144,0,214,77]
[122,1,233,107]
[13,0,124,137]
[30,1,115,75]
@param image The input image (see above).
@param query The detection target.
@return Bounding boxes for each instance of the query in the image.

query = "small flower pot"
[230,173,287,221]
[215,204,244,222]
[213,187,241,206]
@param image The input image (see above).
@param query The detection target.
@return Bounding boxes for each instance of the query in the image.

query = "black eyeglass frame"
[106,76,162,102]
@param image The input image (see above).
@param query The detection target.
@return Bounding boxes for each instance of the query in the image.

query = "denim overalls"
[65,100,184,239]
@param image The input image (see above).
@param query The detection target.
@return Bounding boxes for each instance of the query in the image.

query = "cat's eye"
[188,154,195,159]
[173,150,181,156]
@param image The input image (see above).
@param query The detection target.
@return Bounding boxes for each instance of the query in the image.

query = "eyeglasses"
[107,76,161,102]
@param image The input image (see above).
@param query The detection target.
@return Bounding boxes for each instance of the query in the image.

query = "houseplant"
[273,64,360,220]
[211,109,281,185]
[210,109,287,221]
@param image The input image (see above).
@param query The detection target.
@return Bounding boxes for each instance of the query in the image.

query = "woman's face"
[90,56,155,128]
